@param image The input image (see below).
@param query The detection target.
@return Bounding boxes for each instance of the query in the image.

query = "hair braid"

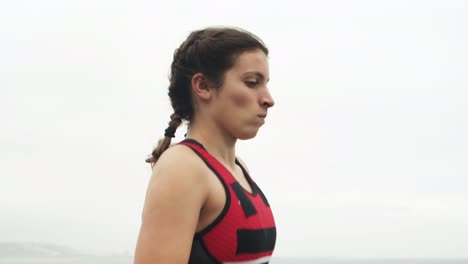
[146,113,182,166]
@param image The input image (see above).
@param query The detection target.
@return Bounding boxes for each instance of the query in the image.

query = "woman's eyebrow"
[242,71,270,82]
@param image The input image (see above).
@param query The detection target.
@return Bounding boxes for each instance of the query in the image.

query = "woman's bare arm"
[134,145,208,264]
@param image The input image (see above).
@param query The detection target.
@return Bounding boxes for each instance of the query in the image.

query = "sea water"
[1,257,467,264]
[0,257,468,264]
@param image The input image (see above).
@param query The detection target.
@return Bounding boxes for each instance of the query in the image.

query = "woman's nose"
[260,90,275,108]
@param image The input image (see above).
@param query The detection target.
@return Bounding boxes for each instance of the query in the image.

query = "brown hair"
[146,27,269,166]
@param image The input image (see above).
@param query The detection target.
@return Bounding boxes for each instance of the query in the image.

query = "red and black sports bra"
[179,139,276,264]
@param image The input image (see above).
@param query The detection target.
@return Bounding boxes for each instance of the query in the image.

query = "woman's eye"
[245,80,258,87]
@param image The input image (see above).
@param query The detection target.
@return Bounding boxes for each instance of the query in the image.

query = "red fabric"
[180,141,276,262]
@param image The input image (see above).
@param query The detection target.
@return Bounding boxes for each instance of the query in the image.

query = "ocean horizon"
[1,256,468,264]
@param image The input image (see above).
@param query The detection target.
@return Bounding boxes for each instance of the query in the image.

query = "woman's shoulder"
[158,143,200,162]
[150,143,208,183]
[143,144,210,215]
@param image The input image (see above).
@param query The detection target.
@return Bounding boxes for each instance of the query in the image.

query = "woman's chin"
[235,128,260,140]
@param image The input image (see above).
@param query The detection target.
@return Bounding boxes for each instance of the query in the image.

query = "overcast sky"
[1,0,467,259]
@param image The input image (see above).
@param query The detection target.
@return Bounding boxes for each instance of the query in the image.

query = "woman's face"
[210,49,275,140]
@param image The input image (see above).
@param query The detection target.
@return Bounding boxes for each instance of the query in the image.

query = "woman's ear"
[191,73,212,101]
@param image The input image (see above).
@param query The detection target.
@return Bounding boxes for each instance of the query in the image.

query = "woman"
[134,27,276,264]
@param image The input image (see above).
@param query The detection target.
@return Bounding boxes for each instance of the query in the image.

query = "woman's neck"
[185,119,237,169]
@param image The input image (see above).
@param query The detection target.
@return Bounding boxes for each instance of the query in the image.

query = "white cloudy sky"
[1,0,467,259]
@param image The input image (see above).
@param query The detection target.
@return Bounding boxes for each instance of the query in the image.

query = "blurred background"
[1,0,467,260]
